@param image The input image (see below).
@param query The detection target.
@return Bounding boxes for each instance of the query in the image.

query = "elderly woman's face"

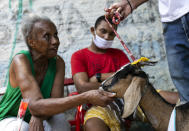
[30,20,60,58]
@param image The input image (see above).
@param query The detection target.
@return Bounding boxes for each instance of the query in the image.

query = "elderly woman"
[0,14,115,131]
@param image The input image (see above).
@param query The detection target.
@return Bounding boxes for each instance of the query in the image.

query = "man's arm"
[71,51,114,93]
[73,72,100,93]
[105,0,149,20]
[73,72,114,93]
[89,72,115,83]
[159,90,179,105]
[12,55,115,117]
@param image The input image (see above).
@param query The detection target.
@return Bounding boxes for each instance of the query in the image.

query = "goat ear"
[122,77,145,118]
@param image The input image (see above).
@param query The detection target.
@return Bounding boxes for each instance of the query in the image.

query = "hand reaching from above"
[105,0,134,20]
[86,90,116,107]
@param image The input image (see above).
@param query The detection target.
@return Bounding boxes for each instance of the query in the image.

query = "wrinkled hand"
[105,0,133,20]
[29,116,44,131]
[86,90,116,107]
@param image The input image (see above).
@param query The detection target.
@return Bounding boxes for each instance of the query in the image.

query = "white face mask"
[93,33,113,49]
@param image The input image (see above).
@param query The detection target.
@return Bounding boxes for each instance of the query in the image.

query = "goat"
[101,62,189,131]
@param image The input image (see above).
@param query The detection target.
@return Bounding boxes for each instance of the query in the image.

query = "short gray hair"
[21,13,53,43]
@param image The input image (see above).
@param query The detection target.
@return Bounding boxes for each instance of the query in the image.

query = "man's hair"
[21,13,53,44]
[94,15,116,29]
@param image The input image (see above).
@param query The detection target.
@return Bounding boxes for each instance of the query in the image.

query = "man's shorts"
[84,106,121,131]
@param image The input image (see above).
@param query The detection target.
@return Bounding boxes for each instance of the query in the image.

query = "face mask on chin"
[93,33,113,49]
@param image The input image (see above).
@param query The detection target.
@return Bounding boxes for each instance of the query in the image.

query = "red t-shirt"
[71,48,130,78]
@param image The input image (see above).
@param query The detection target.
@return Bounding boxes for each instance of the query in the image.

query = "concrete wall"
[0,0,176,92]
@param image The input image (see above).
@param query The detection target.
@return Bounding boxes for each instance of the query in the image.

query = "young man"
[0,14,115,131]
[71,15,130,131]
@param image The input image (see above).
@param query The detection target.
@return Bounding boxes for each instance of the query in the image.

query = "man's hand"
[105,0,133,20]
[89,75,97,82]
[86,90,116,107]
[105,0,148,20]
[89,73,114,83]
[29,116,44,131]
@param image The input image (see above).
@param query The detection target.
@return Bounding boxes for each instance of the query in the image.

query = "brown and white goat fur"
[104,64,189,131]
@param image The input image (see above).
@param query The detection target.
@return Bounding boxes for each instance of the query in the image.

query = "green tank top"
[0,50,56,123]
